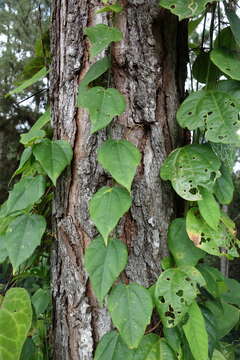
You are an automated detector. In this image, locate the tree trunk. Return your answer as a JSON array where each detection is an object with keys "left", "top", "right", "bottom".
[{"left": 51, "top": 1, "right": 188, "bottom": 359}]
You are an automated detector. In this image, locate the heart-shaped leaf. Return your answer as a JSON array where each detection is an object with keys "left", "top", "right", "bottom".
[
  {"left": 160, "top": 144, "right": 221, "bottom": 201},
  {"left": 159, "top": 0, "right": 216, "bottom": 20},
  {"left": 33, "top": 139, "right": 73, "bottom": 185},
  {"left": 6, "top": 214, "right": 46, "bottom": 271},
  {"left": 89, "top": 186, "right": 131, "bottom": 244},
  {"left": 183, "top": 302, "right": 208, "bottom": 360},
  {"left": 6, "top": 175, "right": 46, "bottom": 216},
  {"left": 167, "top": 218, "right": 205, "bottom": 267},
  {"left": 94, "top": 331, "right": 134, "bottom": 360},
  {"left": 98, "top": 140, "right": 141, "bottom": 191},
  {"left": 211, "top": 48, "right": 240, "bottom": 81},
  {"left": 154, "top": 266, "right": 205, "bottom": 327},
  {"left": 78, "top": 57, "right": 110, "bottom": 93},
  {"left": 186, "top": 208, "right": 240, "bottom": 258},
  {"left": 197, "top": 188, "right": 220, "bottom": 230},
  {"left": 79, "top": 87, "right": 126, "bottom": 133},
  {"left": 85, "top": 237, "right": 128, "bottom": 303},
  {"left": 84, "top": 24, "right": 123, "bottom": 57},
  {"left": 108, "top": 283, "right": 153, "bottom": 349},
  {"left": 0, "top": 288, "right": 32, "bottom": 360}
]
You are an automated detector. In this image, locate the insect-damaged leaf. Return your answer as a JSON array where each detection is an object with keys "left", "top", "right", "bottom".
[
  {"left": 98, "top": 140, "right": 141, "bottom": 191},
  {"left": 134, "top": 334, "right": 177, "bottom": 360},
  {"left": 94, "top": 331, "right": 135, "bottom": 360},
  {"left": 183, "top": 302, "right": 208, "bottom": 360},
  {"left": 160, "top": 144, "right": 221, "bottom": 201},
  {"left": 84, "top": 24, "right": 123, "bottom": 58},
  {"left": 85, "top": 237, "right": 128, "bottom": 303},
  {"left": 186, "top": 208, "right": 240, "bottom": 258},
  {"left": 78, "top": 86, "right": 126, "bottom": 133},
  {"left": 89, "top": 186, "right": 131, "bottom": 244},
  {"left": 154, "top": 266, "right": 205, "bottom": 328},
  {"left": 177, "top": 90, "right": 240, "bottom": 145},
  {"left": 108, "top": 283, "right": 153, "bottom": 349},
  {"left": 197, "top": 188, "right": 220, "bottom": 230}
]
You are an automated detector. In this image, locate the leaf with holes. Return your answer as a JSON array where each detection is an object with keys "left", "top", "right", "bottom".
[
  {"left": 186, "top": 208, "right": 240, "bottom": 258},
  {"left": 94, "top": 331, "right": 135, "bottom": 360},
  {"left": 197, "top": 188, "right": 220, "bottom": 230},
  {"left": 177, "top": 90, "right": 240, "bottom": 145},
  {"left": 98, "top": 140, "right": 141, "bottom": 191},
  {"left": 154, "top": 266, "right": 205, "bottom": 328},
  {"left": 33, "top": 139, "right": 73, "bottom": 185},
  {"left": 89, "top": 186, "right": 131, "bottom": 244},
  {"left": 211, "top": 48, "right": 240, "bottom": 81},
  {"left": 108, "top": 283, "right": 153, "bottom": 349},
  {"left": 85, "top": 237, "right": 128, "bottom": 304},
  {"left": 84, "top": 25, "right": 123, "bottom": 58},
  {"left": 134, "top": 334, "right": 177, "bottom": 360},
  {"left": 159, "top": 0, "right": 218, "bottom": 20},
  {"left": 78, "top": 87, "right": 126, "bottom": 133},
  {"left": 5, "top": 214, "right": 46, "bottom": 271},
  {"left": 183, "top": 302, "right": 208, "bottom": 360},
  {"left": 168, "top": 218, "right": 205, "bottom": 267},
  {"left": 6, "top": 176, "right": 46, "bottom": 216},
  {"left": 160, "top": 144, "right": 221, "bottom": 201},
  {"left": 0, "top": 288, "right": 32, "bottom": 360},
  {"left": 213, "top": 165, "right": 234, "bottom": 205}
]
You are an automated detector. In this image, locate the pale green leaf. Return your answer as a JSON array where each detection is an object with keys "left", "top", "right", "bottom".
[
  {"left": 214, "top": 165, "right": 234, "bottom": 205},
  {"left": 85, "top": 237, "right": 128, "bottom": 303},
  {"left": 78, "top": 86, "right": 126, "bottom": 133},
  {"left": 212, "top": 350, "right": 227, "bottom": 360},
  {"left": 177, "top": 90, "right": 206, "bottom": 130},
  {"left": 33, "top": 139, "right": 73, "bottom": 185},
  {"left": 79, "top": 57, "right": 110, "bottom": 93},
  {"left": 12, "top": 148, "right": 33, "bottom": 178},
  {"left": 97, "top": 4, "right": 123, "bottom": 13},
  {"left": 108, "top": 283, "right": 153, "bottom": 349},
  {"left": 20, "top": 110, "right": 50, "bottom": 146},
  {"left": 6, "top": 176, "right": 46, "bottom": 216},
  {"left": 5, "top": 214, "right": 46, "bottom": 271},
  {"left": 7, "top": 67, "right": 48, "bottom": 96},
  {"left": 98, "top": 140, "right": 141, "bottom": 191},
  {"left": 134, "top": 334, "right": 177, "bottom": 360},
  {"left": 154, "top": 266, "right": 205, "bottom": 327},
  {"left": 159, "top": 0, "right": 218, "bottom": 20},
  {"left": 186, "top": 208, "right": 240, "bottom": 257},
  {"left": 160, "top": 144, "right": 221, "bottom": 201},
  {"left": 94, "top": 331, "right": 134, "bottom": 360},
  {"left": 0, "top": 235, "right": 8, "bottom": 263},
  {"left": 84, "top": 25, "right": 123, "bottom": 57},
  {"left": 31, "top": 289, "right": 50, "bottom": 317},
  {"left": 197, "top": 188, "right": 220, "bottom": 230},
  {"left": 183, "top": 302, "right": 208, "bottom": 360},
  {"left": 89, "top": 186, "right": 131, "bottom": 244},
  {"left": 211, "top": 142, "right": 236, "bottom": 171},
  {"left": 0, "top": 288, "right": 32, "bottom": 360},
  {"left": 211, "top": 48, "right": 240, "bottom": 80},
  {"left": 30, "top": 109, "right": 51, "bottom": 132},
  {"left": 167, "top": 218, "right": 205, "bottom": 267}
]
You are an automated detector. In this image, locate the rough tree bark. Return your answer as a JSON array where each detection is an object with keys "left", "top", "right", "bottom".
[{"left": 51, "top": 1, "right": 187, "bottom": 359}]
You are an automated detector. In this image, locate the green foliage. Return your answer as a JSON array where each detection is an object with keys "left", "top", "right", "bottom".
[
  {"left": 108, "top": 283, "right": 153, "bottom": 348},
  {"left": 213, "top": 165, "right": 234, "bottom": 205},
  {"left": 96, "top": 4, "right": 123, "bottom": 14},
  {"left": 0, "top": 288, "right": 32, "bottom": 360},
  {"left": 159, "top": 0, "right": 218, "bottom": 20},
  {"left": 134, "top": 334, "right": 177, "bottom": 360},
  {"left": 94, "top": 331, "right": 134, "bottom": 360},
  {"left": 31, "top": 288, "right": 51, "bottom": 317},
  {"left": 197, "top": 188, "right": 220, "bottom": 230}
]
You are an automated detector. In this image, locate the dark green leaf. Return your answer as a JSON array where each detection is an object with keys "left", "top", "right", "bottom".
[
  {"left": 0, "top": 235, "right": 8, "bottom": 263},
  {"left": 108, "top": 283, "right": 153, "bottom": 349},
  {"left": 31, "top": 289, "right": 50, "bottom": 317},
  {"left": 85, "top": 237, "right": 128, "bottom": 303},
  {"left": 89, "top": 186, "right": 131, "bottom": 244},
  {"left": 211, "top": 48, "right": 240, "bottom": 81},
  {"left": 98, "top": 140, "right": 141, "bottom": 191},
  {"left": 214, "top": 165, "right": 234, "bottom": 205},
  {"left": 79, "top": 57, "right": 110, "bottom": 92},
  {"left": 188, "top": 15, "right": 205, "bottom": 35},
  {"left": 192, "top": 52, "right": 221, "bottom": 84},
  {"left": 94, "top": 331, "right": 134, "bottom": 360},
  {"left": 197, "top": 188, "right": 220, "bottom": 230},
  {"left": 200, "top": 307, "right": 218, "bottom": 359},
  {"left": 163, "top": 327, "right": 182, "bottom": 357},
  {"left": 221, "top": 277, "right": 240, "bottom": 306},
  {"left": 197, "top": 264, "right": 227, "bottom": 298},
  {"left": 134, "top": 334, "right": 177, "bottom": 360}
]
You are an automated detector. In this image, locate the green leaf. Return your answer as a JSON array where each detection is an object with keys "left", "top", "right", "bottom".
[
  {"left": 159, "top": 0, "right": 217, "bottom": 20},
  {"left": 0, "top": 288, "right": 32, "bottom": 360},
  {"left": 0, "top": 235, "right": 8, "bottom": 263},
  {"left": 197, "top": 264, "right": 227, "bottom": 298},
  {"left": 79, "top": 57, "right": 110, "bottom": 92},
  {"left": 84, "top": 25, "right": 123, "bottom": 58},
  {"left": 89, "top": 186, "right": 131, "bottom": 244},
  {"left": 20, "top": 110, "right": 51, "bottom": 146},
  {"left": 213, "top": 165, "right": 234, "bottom": 205},
  {"left": 5, "top": 214, "right": 46, "bottom": 271},
  {"left": 134, "top": 334, "right": 177, "bottom": 360},
  {"left": 225, "top": 5, "right": 240, "bottom": 47},
  {"left": 186, "top": 208, "right": 240, "bottom": 257},
  {"left": 212, "top": 350, "right": 227, "bottom": 360},
  {"left": 33, "top": 139, "right": 73, "bottom": 185},
  {"left": 200, "top": 307, "right": 218, "bottom": 359},
  {"left": 211, "top": 142, "right": 236, "bottom": 171},
  {"left": 163, "top": 326, "right": 182, "bottom": 357},
  {"left": 85, "top": 237, "right": 128, "bottom": 303},
  {"left": 78, "top": 86, "right": 126, "bottom": 133},
  {"left": 6, "top": 67, "right": 48, "bottom": 96},
  {"left": 96, "top": 4, "right": 123, "bottom": 13},
  {"left": 183, "top": 302, "right": 208, "bottom": 360},
  {"left": 20, "top": 338, "right": 37, "bottom": 360},
  {"left": 97, "top": 140, "right": 141, "bottom": 191},
  {"left": 154, "top": 266, "right": 205, "bottom": 327},
  {"left": 31, "top": 289, "right": 50, "bottom": 317},
  {"left": 197, "top": 188, "right": 220, "bottom": 230},
  {"left": 206, "top": 300, "right": 240, "bottom": 339},
  {"left": 211, "top": 48, "right": 240, "bottom": 81},
  {"left": 192, "top": 52, "right": 221, "bottom": 84},
  {"left": 108, "top": 283, "right": 153, "bottom": 349},
  {"left": 188, "top": 15, "right": 205, "bottom": 35},
  {"left": 6, "top": 176, "right": 46, "bottom": 216},
  {"left": 160, "top": 144, "right": 221, "bottom": 201},
  {"left": 177, "top": 90, "right": 240, "bottom": 145},
  {"left": 12, "top": 148, "right": 33, "bottom": 178},
  {"left": 221, "top": 277, "right": 240, "bottom": 306},
  {"left": 94, "top": 331, "right": 134, "bottom": 360},
  {"left": 167, "top": 218, "right": 205, "bottom": 267}
]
